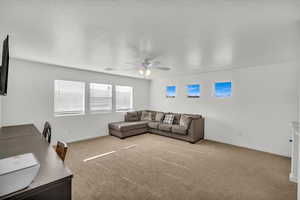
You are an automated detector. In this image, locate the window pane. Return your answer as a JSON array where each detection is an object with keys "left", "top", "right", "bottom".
[
  {"left": 166, "top": 86, "right": 176, "bottom": 98},
  {"left": 215, "top": 82, "right": 232, "bottom": 98},
  {"left": 54, "top": 80, "right": 85, "bottom": 116},
  {"left": 187, "top": 84, "right": 200, "bottom": 98},
  {"left": 90, "top": 83, "right": 112, "bottom": 111},
  {"left": 116, "top": 85, "right": 133, "bottom": 111}
]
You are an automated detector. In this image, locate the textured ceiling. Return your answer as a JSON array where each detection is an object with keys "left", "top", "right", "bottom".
[{"left": 0, "top": 0, "right": 299, "bottom": 78}]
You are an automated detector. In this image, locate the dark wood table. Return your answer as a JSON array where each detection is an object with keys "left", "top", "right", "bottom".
[{"left": 0, "top": 124, "right": 73, "bottom": 200}]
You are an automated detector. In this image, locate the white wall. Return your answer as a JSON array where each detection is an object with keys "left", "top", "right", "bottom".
[
  {"left": 150, "top": 62, "right": 299, "bottom": 157},
  {"left": 2, "top": 58, "right": 150, "bottom": 143}
]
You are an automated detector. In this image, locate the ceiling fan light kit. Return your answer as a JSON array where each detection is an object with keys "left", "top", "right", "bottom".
[
  {"left": 124, "top": 57, "right": 170, "bottom": 78},
  {"left": 145, "top": 68, "right": 151, "bottom": 76},
  {"left": 139, "top": 68, "right": 151, "bottom": 77},
  {"left": 139, "top": 69, "right": 144, "bottom": 75}
]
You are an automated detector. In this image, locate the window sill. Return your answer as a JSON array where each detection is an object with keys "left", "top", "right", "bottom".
[
  {"left": 215, "top": 95, "right": 232, "bottom": 98},
  {"left": 90, "top": 110, "right": 112, "bottom": 115},
  {"left": 116, "top": 110, "right": 133, "bottom": 113},
  {"left": 54, "top": 113, "right": 85, "bottom": 117}
]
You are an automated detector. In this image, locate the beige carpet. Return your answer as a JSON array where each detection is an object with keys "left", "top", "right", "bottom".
[{"left": 65, "top": 133, "right": 296, "bottom": 200}]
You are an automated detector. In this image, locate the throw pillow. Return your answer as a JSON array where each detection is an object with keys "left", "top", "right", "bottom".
[
  {"left": 179, "top": 115, "right": 192, "bottom": 128},
  {"left": 141, "top": 111, "right": 152, "bottom": 121},
  {"left": 126, "top": 111, "right": 138, "bottom": 122},
  {"left": 155, "top": 112, "right": 164, "bottom": 122},
  {"left": 163, "top": 114, "right": 175, "bottom": 124}
]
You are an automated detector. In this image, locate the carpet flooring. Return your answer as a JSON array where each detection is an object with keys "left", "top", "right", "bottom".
[{"left": 65, "top": 133, "right": 296, "bottom": 200}]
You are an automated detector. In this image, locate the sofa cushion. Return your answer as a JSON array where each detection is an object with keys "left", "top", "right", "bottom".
[
  {"left": 173, "top": 113, "right": 181, "bottom": 124},
  {"left": 148, "top": 121, "right": 159, "bottom": 129},
  {"left": 179, "top": 114, "right": 192, "bottom": 128},
  {"left": 163, "top": 114, "right": 175, "bottom": 124},
  {"left": 146, "top": 110, "right": 157, "bottom": 120},
  {"left": 126, "top": 111, "right": 139, "bottom": 122},
  {"left": 141, "top": 111, "right": 152, "bottom": 121},
  {"left": 109, "top": 121, "right": 149, "bottom": 132},
  {"left": 183, "top": 114, "right": 201, "bottom": 119},
  {"left": 155, "top": 112, "right": 164, "bottom": 122},
  {"left": 137, "top": 111, "right": 143, "bottom": 120},
  {"left": 172, "top": 125, "right": 188, "bottom": 135},
  {"left": 158, "top": 123, "right": 172, "bottom": 131}
]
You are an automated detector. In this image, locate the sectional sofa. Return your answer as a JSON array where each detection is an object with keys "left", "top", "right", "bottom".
[{"left": 108, "top": 110, "right": 205, "bottom": 143}]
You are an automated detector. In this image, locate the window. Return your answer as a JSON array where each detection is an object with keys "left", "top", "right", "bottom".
[
  {"left": 54, "top": 80, "right": 85, "bottom": 116},
  {"left": 116, "top": 85, "right": 133, "bottom": 111},
  {"left": 214, "top": 81, "right": 232, "bottom": 98},
  {"left": 187, "top": 84, "right": 200, "bottom": 98},
  {"left": 89, "top": 83, "right": 112, "bottom": 112},
  {"left": 166, "top": 86, "right": 176, "bottom": 98}
]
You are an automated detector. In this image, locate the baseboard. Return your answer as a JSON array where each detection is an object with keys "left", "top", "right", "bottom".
[
  {"left": 289, "top": 173, "right": 297, "bottom": 183},
  {"left": 204, "top": 137, "right": 290, "bottom": 157},
  {"left": 67, "top": 132, "right": 109, "bottom": 144}
]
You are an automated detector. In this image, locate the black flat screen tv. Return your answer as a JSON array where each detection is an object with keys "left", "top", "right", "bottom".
[{"left": 1, "top": 35, "right": 9, "bottom": 96}]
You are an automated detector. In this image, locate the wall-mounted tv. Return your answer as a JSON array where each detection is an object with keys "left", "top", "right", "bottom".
[{"left": 0, "top": 35, "right": 9, "bottom": 96}]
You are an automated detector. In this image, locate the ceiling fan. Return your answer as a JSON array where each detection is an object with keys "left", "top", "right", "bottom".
[{"left": 125, "top": 57, "right": 171, "bottom": 77}]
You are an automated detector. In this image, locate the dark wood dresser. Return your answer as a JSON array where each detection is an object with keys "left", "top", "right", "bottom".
[{"left": 0, "top": 124, "right": 73, "bottom": 200}]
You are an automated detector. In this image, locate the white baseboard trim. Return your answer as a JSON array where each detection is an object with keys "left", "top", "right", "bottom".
[{"left": 289, "top": 173, "right": 297, "bottom": 183}]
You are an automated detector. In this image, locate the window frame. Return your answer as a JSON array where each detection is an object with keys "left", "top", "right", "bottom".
[
  {"left": 54, "top": 80, "right": 86, "bottom": 117},
  {"left": 89, "top": 83, "right": 113, "bottom": 113},
  {"left": 166, "top": 85, "right": 176, "bottom": 98},
  {"left": 214, "top": 81, "right": 233, "bottom": 98},
  {"left": 186, "top": 84, "right": 201, "bottom": 98},
  {"left": 115, "top": 85, "right": 133, "bottom": 112}
]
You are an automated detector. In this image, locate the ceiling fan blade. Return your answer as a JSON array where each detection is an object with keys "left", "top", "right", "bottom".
[
  {"left": 155, "top": 66, "right": 171, "bottom": 71},
  {"left": 152, "top": 60, "right": 161, "bottom": 65}
]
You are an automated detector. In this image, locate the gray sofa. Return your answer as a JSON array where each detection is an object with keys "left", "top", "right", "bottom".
[{"left": 108, "top": 110, "right": 205, "bottom": 143}]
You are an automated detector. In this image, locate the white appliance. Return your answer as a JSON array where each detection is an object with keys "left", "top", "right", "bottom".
[{"left": 0, "top": 153, "right": 40, "bottom": 196}]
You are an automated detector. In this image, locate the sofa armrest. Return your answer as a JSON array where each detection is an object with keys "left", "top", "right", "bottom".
[{"left": 188, "top": 118, "right": 205, "bottom": 143}]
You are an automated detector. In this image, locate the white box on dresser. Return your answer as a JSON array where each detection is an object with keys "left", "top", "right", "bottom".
[{"left": 0, "top": 153, "right": 40, "bottom": 196}]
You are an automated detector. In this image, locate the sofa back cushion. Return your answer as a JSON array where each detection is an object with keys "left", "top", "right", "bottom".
[
  {"left": 163, "top": 114, "right": 175, "bottom": 124},
  {"left": 179, "top": 114, "right": 192, "bottom": 128},
  {"left": 155, "top": 112, "right": 165, "bottom": 122},
  {"left": 136, "top": 111, "right": 143, "bottom": 120},
  {"left": 173, "top": 113, "right": 181, "bottom": 124},
  {"left": 126, "top": 111, "right": 139, "bottom": 122},
  {"left": 183, "top": 114, "right": 201, "bottom": 119},
  {"left": 141, "top": 111, "right": 152, "bottom": 121},
  {"left": 148, "top": 110, "right": 157, "bottom": 120}
]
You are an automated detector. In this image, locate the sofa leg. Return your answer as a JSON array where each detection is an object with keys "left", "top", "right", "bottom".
[{"left": 189, "top": 141, "right": 195, "bottom": 144}]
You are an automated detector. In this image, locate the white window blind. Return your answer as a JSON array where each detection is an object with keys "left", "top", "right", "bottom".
[
  {"left": 54, "top": 80, "right": 85, "bottom": 116},
  {"left": 89, "top": 83, "right": 112, "bottom": 112},
  {"left": 116, "top": 85, "right": 133, "bottom": 111}
]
